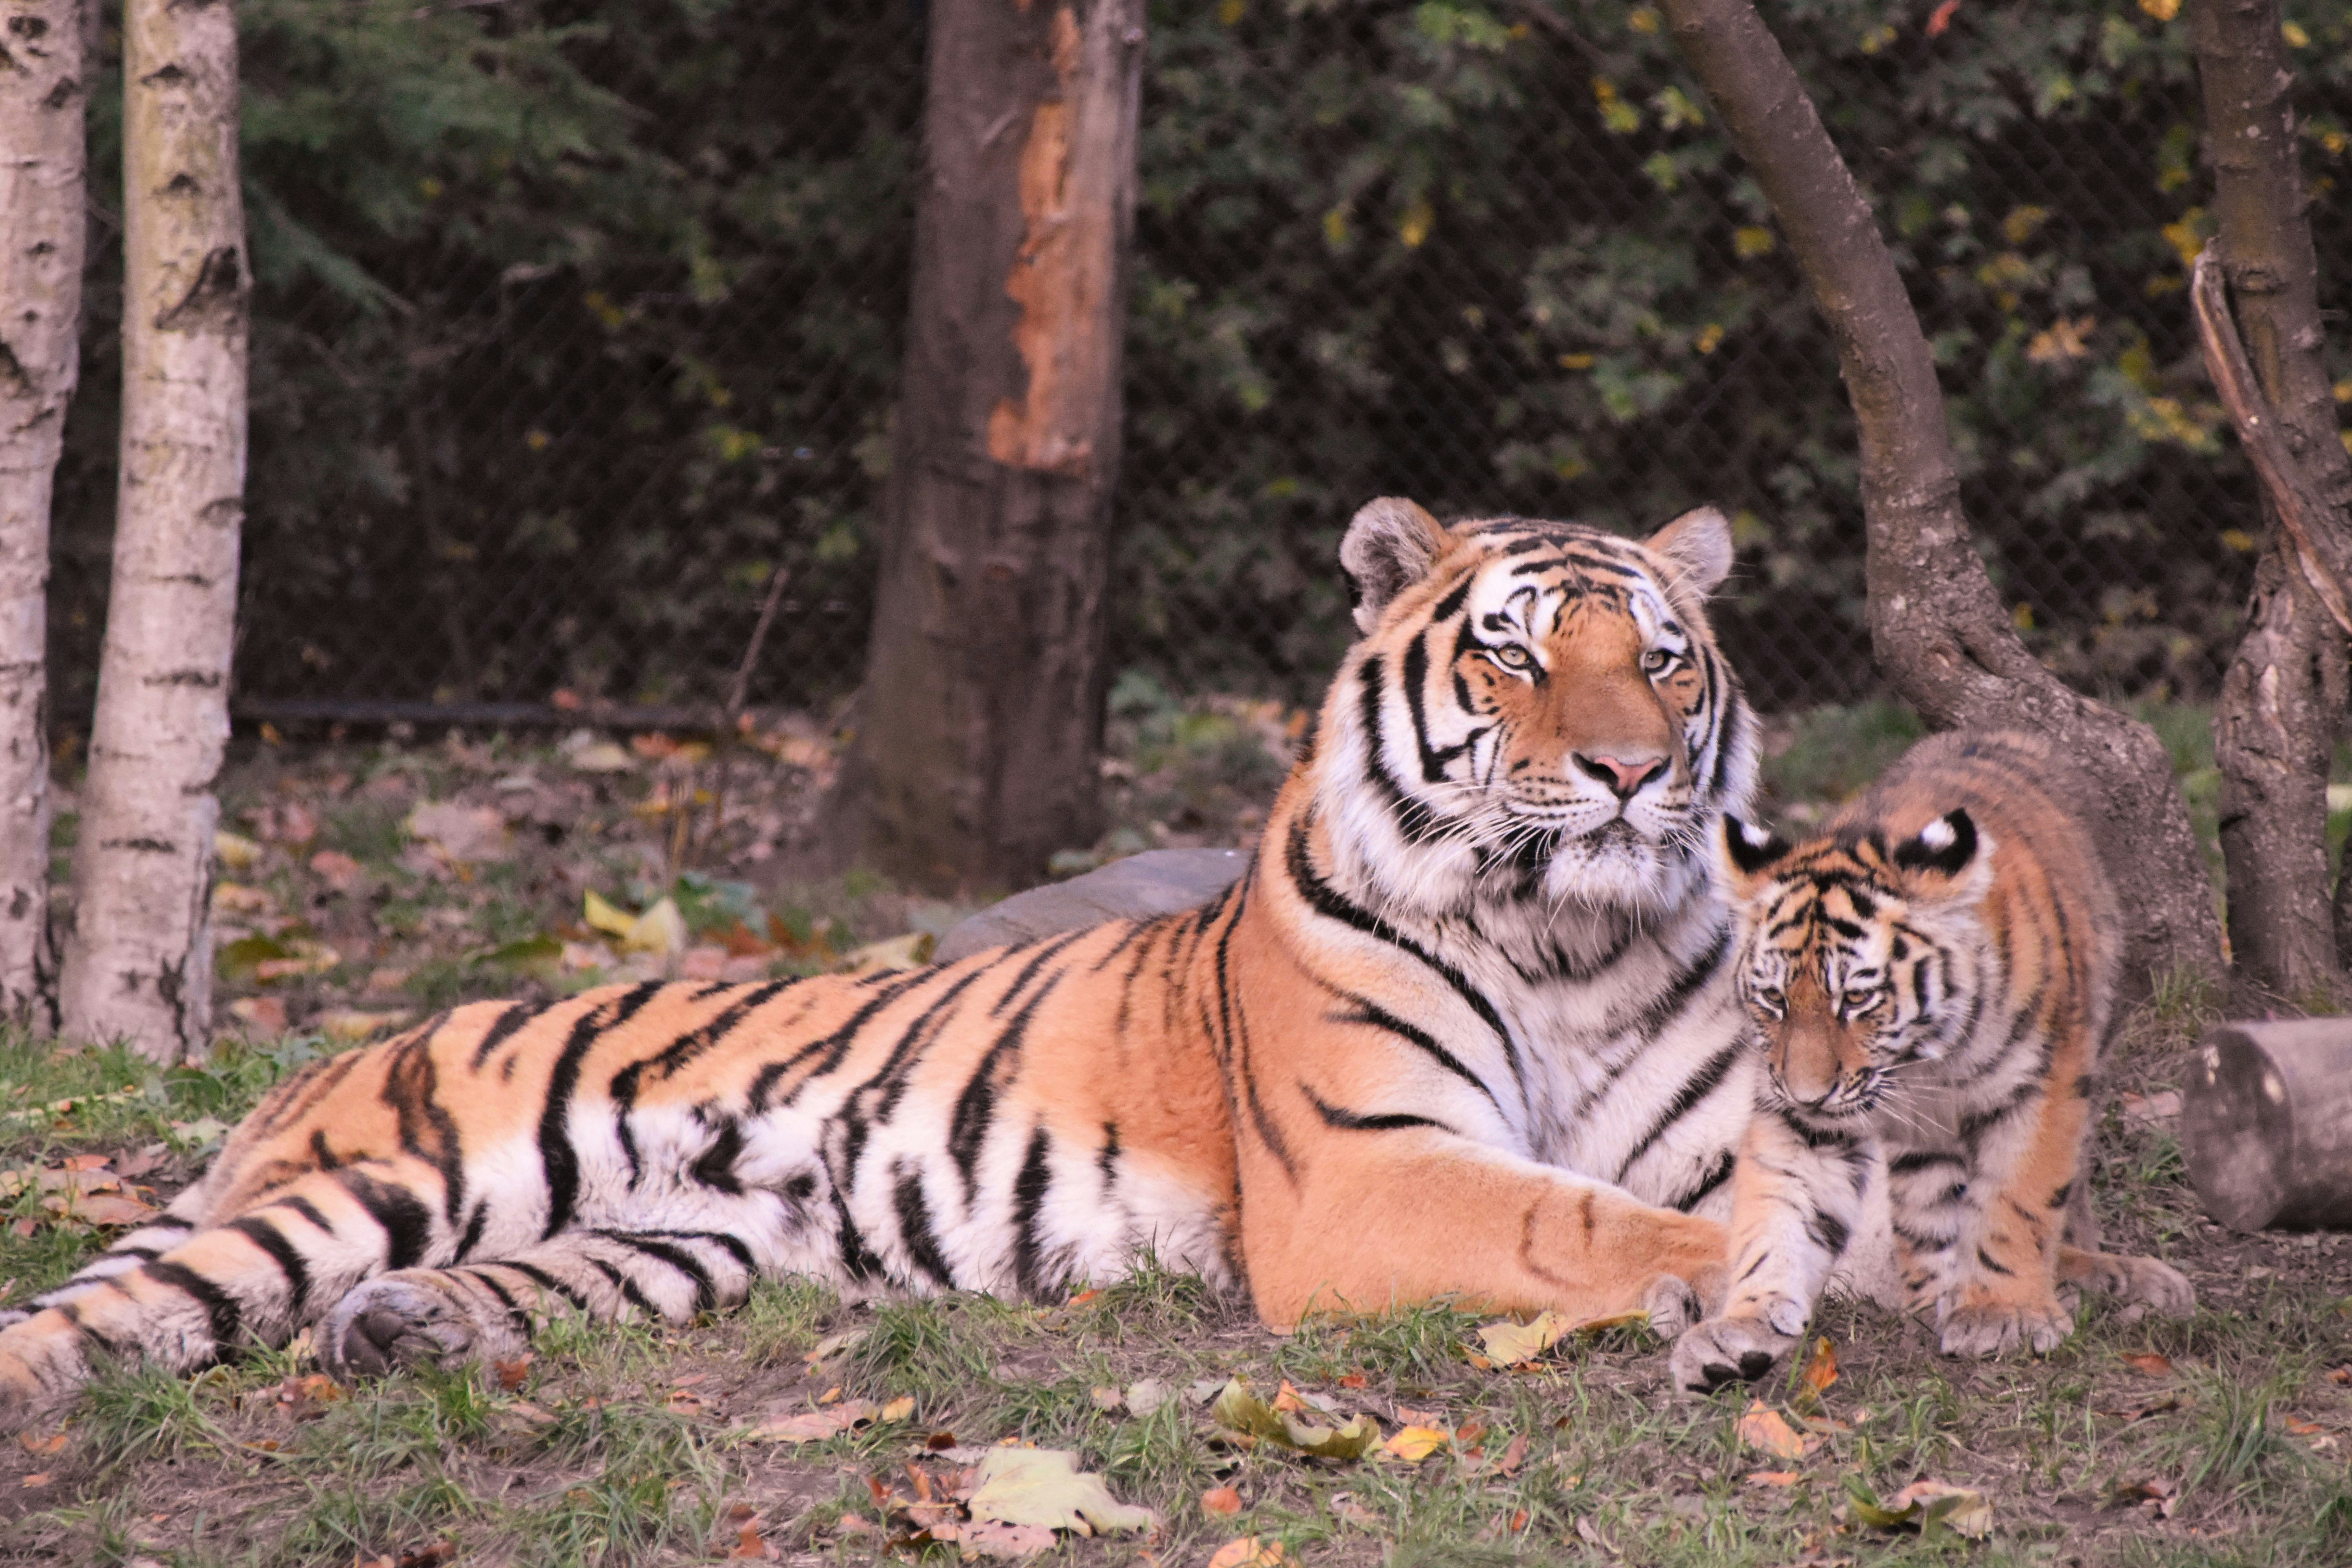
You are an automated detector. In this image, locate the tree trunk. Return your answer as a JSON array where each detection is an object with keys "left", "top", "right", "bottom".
[
  {"left": 2188, "top": 0, "right": 2352, "bottom": 1005},
  {"left": 1656, "top": 0, "right": 2226, "bottom": 995},
  {"left": 842, "top": 0, "right": 1144, "bottom": 892},
  {"left": 59, "top": 0, "right": 247, "bottom": 1060},
  {"left": 0, "top": 0, "right": 89, "bottom": 1026}
]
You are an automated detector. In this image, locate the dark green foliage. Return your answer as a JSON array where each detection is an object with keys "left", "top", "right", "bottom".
[{"left": 45, "top": 1, "right": 2352, "bottom": 720}]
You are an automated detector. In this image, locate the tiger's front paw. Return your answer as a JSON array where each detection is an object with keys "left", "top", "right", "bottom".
[
  {"left": 1936, "top": 1296, "right": 2072, "bottom": 1358},
  {"left": 321, "top": 1273, "right": 526, "bottom": 1382},
  {"left": 2059, "top": 1248, "right": 2195, "bottom": 1320},
  {"left": 1669, "top": 1313, "right": 1799, "bottom": 1397}
]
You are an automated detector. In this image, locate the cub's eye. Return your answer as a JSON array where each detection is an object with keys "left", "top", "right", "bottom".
[
  {"left": 1843, "top": 987, "right": 1881, "bottom": 1011},
  {"left": 1641, "top": 647, "right": 1677, "bottom": 675},
  {"left": 1489, "top": 645, "right": 1534, "bottom": 671},
  {"left": 1754, "top": 986, "right": 1785, "bottom": 1010}
]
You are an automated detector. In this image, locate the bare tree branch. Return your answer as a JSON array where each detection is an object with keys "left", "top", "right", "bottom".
[{"left": 1655, "top": 0, "right": 2224, "bottom": 992}]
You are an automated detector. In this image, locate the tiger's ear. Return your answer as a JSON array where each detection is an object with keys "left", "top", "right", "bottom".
[
  {"left": 1643, "top": 505, "right": 1735, "bottom": 597},
  {"left": 1717, "top": 813, "right": 1792, "bottom": 898},
  {"left": 1341, "top": 497, "right": 1449, "bottom": 633},
  {"left": 1889, "top": 809, "right": 1991, "bottom": 899}
]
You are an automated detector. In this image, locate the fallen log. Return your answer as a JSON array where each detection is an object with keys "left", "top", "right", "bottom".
[{"left": 2180, "top": 1018, "right": 2352, "bottom": 1231}]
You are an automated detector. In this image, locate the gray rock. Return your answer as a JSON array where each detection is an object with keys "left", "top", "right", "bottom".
[{"left": 934, "top": 848, "right": 1251, "bottom": 962}]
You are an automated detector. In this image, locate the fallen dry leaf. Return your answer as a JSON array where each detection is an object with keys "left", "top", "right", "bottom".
[
  {"left": 317, "top": 1009, "right": 412, "bottom": 1045},
  {"left": 965, "top": 1446, "right": 1157, "bottom": 1535},
  {"left": 1801, "top": 1337, "right": 1839, "bottom": 1395},
  {"left": 309, "top": 849, "right": 365, "bottom": 894},
  {"left": 1736, "top": 1400, "right": 1821, "bottom": 1461},
  {"left": 226, "top": 996, "right": 290, "bottom": 1036},
  {"left": 1495, "top": 1432, "right": 1528, "bottom": 1476},
  {"left": 1745, "top": 1470, "right": 1803, "bottom": 1487},
  {"left": 213, "top": 831, "right": 263, "bottom": 871},
  {"left": 744, "top": 1398, "right": 880, "bottom": 1442},
  {"left": 2122, "top": 1352, "right": 2176, "bottom": 1377},
  {"left": 880, "top": 1395, "right": 917, "bottom": 1423},
  {"left": 18, "top": 1431, "right": 66, "bottom": 1456},
  {"left": 1202, "top": 1485, "right": 1244, "bottom": 1516},
  {"left": 955, "top": 1519, "right": 1059, "bottom": 1557},
  {"left": 494, "top": 1355, "right": 532, "bottom": 1392},
  {"left": 407, "top": 801, "right": 515, "bottom": 864},
  {"left": 1382, "top": 1425, "right": 1451, "bottom": 1463},
  {"left": 1847, "top": 1477, "right": 1991, "bottom": 1539},
  {"left": 1125, "top": 1377, "right": 1173, "bottom": 1417},
  {"left": 1206, "top": 1537, "right": 1288, "bottom": 1568},
  {"left": 1212, "top": 1377, "right": 1379, "bottom": 1460},
  {"left": 1089, "top": 1385, "right": 1124, "bottom": 1413},
  {"left": 838, "top": 931, "right": 936, "bottom": 976}
]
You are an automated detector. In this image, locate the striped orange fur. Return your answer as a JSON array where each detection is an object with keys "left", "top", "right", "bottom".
[
  {"left": 1671, "top": 730, "right": 2193, "bottom": 1394},
  {"left": 0, "top": 497, "right": 1790, "bottom": 1428}
]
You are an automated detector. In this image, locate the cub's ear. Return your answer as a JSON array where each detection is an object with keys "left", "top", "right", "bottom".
[
  {"left": 1718, "top": 813, "right": 1791, "bottom": 896},
  {"left": 1890, "top": 809, "right": 1987, "bottom": 891},
  {"left": 1341, "top": 497, "right": 1449, "bottom": 633},
  {"left": 1643, "top": 505, "right": 1735, "bottom": 597}
]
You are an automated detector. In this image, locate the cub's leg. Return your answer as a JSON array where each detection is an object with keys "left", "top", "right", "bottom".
[
  {"left": 1671, "top": 1108, "right": 1871, "bottom": 1395},
  {"left": 320, "top": 1226, "right": 763, "bottom": 1379},
  {"left": 2054, "top": 1244, "right": 2195, "bottom": 1318},
  {"left": 1933, "top": 1075, "right": 2080, "bottom": 1357},
  {"left": 0, "top": 1162, "right": 458, "bottom": 1432}
]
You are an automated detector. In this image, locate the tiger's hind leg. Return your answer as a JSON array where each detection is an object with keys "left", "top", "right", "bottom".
[
  {"left": 0, "top": 1163, "right": 452, "bottom": 1431},
  {"left": 319, "top": 1227, "right": 764, "bottom": 1381}
]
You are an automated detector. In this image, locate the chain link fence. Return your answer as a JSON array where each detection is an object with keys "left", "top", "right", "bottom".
[{"left": 52, "top": 1, "right": 2350, "bottom": 732}]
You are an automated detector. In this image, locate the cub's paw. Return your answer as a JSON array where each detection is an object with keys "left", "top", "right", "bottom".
[
  {"left": 1937, "top": 1297, "right": 2072, "bottom": 1358},
  {"left": 321, "top": 1273, "right": 523, "bottom": 1382},
  {"left": 1669, "top": 1314, "right": 1798, "bottom": 1397},
  {"left": 2061, "top": 1249, "right": 2195, "bottom": 1320},
  {"left": 1641, "top": 1273, "right": 1705, "bottom": 1339}
]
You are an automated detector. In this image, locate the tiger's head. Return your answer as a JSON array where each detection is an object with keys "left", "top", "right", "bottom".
[
  {"left": 1716, "top": 809, "right": 1995, "bottom": 1117},
  {"left": 1319, "top": 497, "right": 1756, "bottom": 921}
]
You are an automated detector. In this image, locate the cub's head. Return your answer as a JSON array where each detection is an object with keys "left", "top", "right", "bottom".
[
  {"left": 1324, "top": 497, "right": 1756, "bottom": 915},
  {"left": 1717, "top": 809, "right": 1994, "bottom": 1116}
]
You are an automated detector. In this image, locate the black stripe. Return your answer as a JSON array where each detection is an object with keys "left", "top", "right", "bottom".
[
  {"left": 540, "top": 983, "right": 663, "bottom": 1239},
  {"left": 468, "top": 1269, "right": 532, "bottom": 1334},
  {"left": 1975, "top": 1245, "right": 2015, "bottom": 1277},
  {"left": 596, "top": 1231, "right": 717, "bottom": 1312},
  {"left": 469, "top": 1001, "right": 538, "bottom": 1070},
  {"left": 657, "top": 1228, "right": 756, "bottom": 1272},
  {"left": 691, "top": 1120, "right": 746, "bottom": 1194},
  {"left": 226, "top": 1216, "right": 312, "bottom": 1316},
  {"left": 893, "top": 1171, "right": 957, "bottom": 1287},
  {"left": 831, "top": 1184, "right": 882, "bottom": 1281},
  {"left": 589, "top": 1256, "right": 658, "bottom": 1316},
  {"left": 1888, "top": 1149, "right": 1964, "bottom": 1174},
  {"left": 1284, "top": 814, "right": 1519, "bottom": 1085},
  {"left": 1357, "top": 656, "right": 1442, "bottom": 844},
  {"left": 279, "top": 1195, "right": 334, "bottom": 1234},
  {"left": 1673, "top": 1150, "right": 1736, "bottom": 1213},
  {"left": 1615, "top": 1041, "right": 1746, "bottom": 1181},
  {"left": 454, "top": 1200, "right": 489, "bottom": 1263},
  {"left": 505, "top": 1260, "right": 589, "bottom": 1311},
  {"left": 747, "top": 972, "right": 930, "bottom": 1111},
  {"left": 1804, "top": 1209, "right": 1852, "bottom": 1257},
  {"left": 147, "top": 1261, "right": 243, "bottom": 1351},
  {"left": 949, "top": 978, "right": 1063, "bottom": 1199},
  {"left": 1303, "top": 1085, "right": 1448, "bottom": 1134},
  {"left": 336, "top": 1168, "right": 435, "bottom": 1270},
  {"left": 1010, "top": 1127, "right": 1055, "bottom": 1297}
]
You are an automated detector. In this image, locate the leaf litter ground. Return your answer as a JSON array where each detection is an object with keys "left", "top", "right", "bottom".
[{"left": 0, "top": 702, "right": 2348, "bottom": 1565}]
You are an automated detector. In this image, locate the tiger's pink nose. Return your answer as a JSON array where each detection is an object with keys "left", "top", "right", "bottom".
[{"left": 1574, "top": 751, "right": 1668, "bottom": 800}]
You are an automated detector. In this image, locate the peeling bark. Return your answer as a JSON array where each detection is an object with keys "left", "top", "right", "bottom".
[
  {"left": 2187, "top": 0, "right": 2352, "bottom": 1003},
  {"left": 59, "top": 0, "right": 247, "bottom": 1059},
  {"left": 0, "top": 0, "right": 88, "bottom": 1026},
  {"left": 842, "top": 0, "right": 1145, "bottom": 891},
  {"left": 1656, "top": 0, "right": 2226, "bottom": 995}
]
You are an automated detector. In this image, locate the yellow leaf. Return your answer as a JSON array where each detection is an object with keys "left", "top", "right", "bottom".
[
  {"left": 1736, "top": 1400, "right": 1821, "bottom": 1461},
  {"left": 1382, "top": 1425, "right": 1451, "bottom": 1462},
  {"left": 1477, "top": 1310, "right": 1569, "bottom": 1367},
  {"left": 316, "top": 1009, "right": 413, "bottom": 1045},
  {"left": 1887, "top": 1479, "right": 1994, "bottom": 1540},
  {"left": 2282, "top": 20, "right": 2308, "bottom": 47},
  {"left": 965, "top": 1446, "right": 1157, "bottom": 1535},
  {"left": 1733, "top": 226, "right": 1776, "bottom": 258},
  {"left": 583, "top": 890, "right": 636, "bottom": 937},
  {"left": 2139, "top": 0, "right": 2178, "bottom": 18},
  {"left": 214, "top": 832, "right": 264, "bottom": 871},
  {"left": 1211, "top": 1377, "right": 1379, "bottom": 1459},
  {"left": 879, "top": 1395, "right": 916, "bottom": 1423},
  {"left": 838, "top": 931, "right": 935, "bottom": 976},
  {"left": 1399, "top": 196, "right": 1433, "bottom": 249},
  {"left": 620, "top": 897, "right": 689, "bottom": 958}
]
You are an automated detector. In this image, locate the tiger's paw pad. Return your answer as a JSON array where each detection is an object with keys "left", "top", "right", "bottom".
[
  {"left": 1937, "top": 1298, "right": 2072, "bottom": 1359},
  {"left": 1669, "top": 1314, "right": 1797, "bottom": 1397},
  {"left": 321, "top": 1276, "right": 504, "bottom": 1382}
]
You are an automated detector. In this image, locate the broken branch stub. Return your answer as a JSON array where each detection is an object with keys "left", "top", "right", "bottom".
[{"left": 2181, "top": 1018, "right": 2352, "bottom": 1230}]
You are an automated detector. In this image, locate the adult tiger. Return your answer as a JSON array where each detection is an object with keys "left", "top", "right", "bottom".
[{"left": 0, "top": 498, "right": 1778, "bottom": 1428}]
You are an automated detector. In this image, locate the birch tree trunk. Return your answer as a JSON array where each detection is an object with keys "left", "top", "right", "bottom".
[
  {"left": 59, "top": 0, "right": 247, "bottom": 1060},
  {"left": 840, "top": 0, "right": 1145, "bottom": 892},
  {"left": 0, "top": 0, "right": 89, "bottom": 1026},
  {"left": 2188, "top": 0, "right": 2352, "bottom": 1005},
  {"left": 1656, "top": 0, "right": 2226, "bottom": 995}
]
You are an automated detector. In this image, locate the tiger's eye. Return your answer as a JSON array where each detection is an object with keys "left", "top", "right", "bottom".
[
  {"left": 1491, "top": 645, "right": 1532, "bottom": 670},
  {"left": 1642, "top": 648, "right": 1675, "bottom": 674}
]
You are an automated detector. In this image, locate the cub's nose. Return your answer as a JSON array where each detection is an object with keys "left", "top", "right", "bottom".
[{"left": 1573, "top": 751, "right": 1668, "bottom": 800}]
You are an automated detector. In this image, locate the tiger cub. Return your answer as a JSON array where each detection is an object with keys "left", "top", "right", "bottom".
[{"left": 1671, "top": 730, "right": 2193, "bottom": 1392}]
